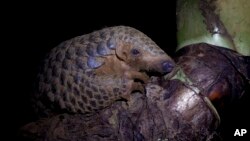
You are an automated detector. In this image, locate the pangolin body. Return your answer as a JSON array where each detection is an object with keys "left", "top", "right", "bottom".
[{"left": 34, "top": 26, "right": 174, "bottom": 116}]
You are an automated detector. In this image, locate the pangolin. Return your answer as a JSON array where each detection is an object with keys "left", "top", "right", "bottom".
[{"left": 33, "top": 26, "right": 175, "bottom": 116}]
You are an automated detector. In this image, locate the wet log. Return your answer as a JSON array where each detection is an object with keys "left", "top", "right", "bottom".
[{"left": 19, "top": 43, "right": 249, "bottom": 141}]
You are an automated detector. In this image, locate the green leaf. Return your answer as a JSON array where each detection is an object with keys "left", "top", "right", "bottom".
[{"left": 177, "top": 0, "right": 250, "bottom": 56}]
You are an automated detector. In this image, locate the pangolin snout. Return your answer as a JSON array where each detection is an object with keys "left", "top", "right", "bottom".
[{"left": 161, "top": 61, "right": 175, "bottom": 73}]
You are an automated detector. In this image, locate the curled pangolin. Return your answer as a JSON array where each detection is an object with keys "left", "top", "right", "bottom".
[{"left": 33, "top": 26, "right": 175, "bottom": 116}]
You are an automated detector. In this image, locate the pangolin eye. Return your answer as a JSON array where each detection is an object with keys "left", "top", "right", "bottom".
[{"left": 131, "top": 48, "right": 140, "bottom": 55}]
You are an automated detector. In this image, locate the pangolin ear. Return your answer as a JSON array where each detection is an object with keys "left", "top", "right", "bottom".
[{"left": 115, "top": 43, "right": 130, "bottom": 61}]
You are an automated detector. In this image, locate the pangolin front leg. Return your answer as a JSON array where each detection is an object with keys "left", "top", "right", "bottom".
[{"left": 33, "top": 26, "right": 175, "bottom": 116}]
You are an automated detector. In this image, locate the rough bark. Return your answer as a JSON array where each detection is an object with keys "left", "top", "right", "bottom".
[{"left": 19, "top": 43, "right": 249, "bottom": 141}]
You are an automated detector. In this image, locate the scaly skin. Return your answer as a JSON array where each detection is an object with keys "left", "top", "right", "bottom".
[{"left": 34, "top": 26, "right": 174, "bottom": 116}]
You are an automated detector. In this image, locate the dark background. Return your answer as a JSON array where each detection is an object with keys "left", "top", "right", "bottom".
[
  {"left": 2, "top": 1, "right": 249, "bottom": 141},
  {"left": 3, "top": 1, "right": 177, "bottom": 140}
]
